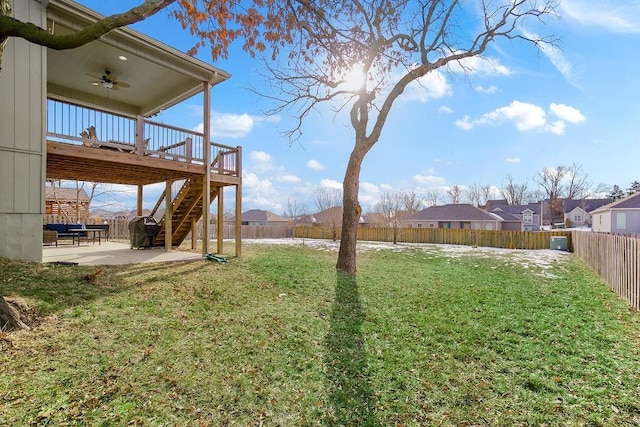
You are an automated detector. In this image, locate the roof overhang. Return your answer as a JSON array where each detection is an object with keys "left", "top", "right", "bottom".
[{"left": 46, "top": 0, "right": 231, "bottom": 117}]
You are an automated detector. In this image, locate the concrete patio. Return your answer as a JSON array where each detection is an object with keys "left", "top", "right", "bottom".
[{"left": 43, "top": 241, "right": 204, "bottom": 265}]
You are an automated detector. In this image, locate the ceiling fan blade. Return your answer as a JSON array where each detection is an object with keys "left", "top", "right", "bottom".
[
  {"left": 110, "top": 85, "right": 120, "bottom": 91},
  {"left": 86, "top": 73, "right": 102, "bottom": 80},
  {"left": 116, "top": 81, "right": 131, "bottom": 88}
]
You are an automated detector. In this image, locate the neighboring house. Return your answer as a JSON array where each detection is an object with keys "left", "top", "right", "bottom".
[
  {"left": 310, "top": 206, "right": 344, "bottom": 226},
  {"left": 403, "top": 204, "right": 511, "bottom": 230},
  {"left": 482, "top": 199, "right": 509, "bottom": 210},
  {"left": 238, "top": 209, "right": 289, "bottom": 226},
  {"left": 591, "top": 192, "right": 640, "bottom": 235},
  {"left": 45, "top": 187, "right": 90, "bottom": 221},
  {"left": 488, "top": 210, "right": 523, "bottom": 231},
  {"left": 360, "top": 212, "right": 388, "bottom": 227},
  {"left": 488, "top": 203, "right": 543, "bottom": 231},
  {"left": 562, "top": 199, "right": 611, "bottom": 227}
]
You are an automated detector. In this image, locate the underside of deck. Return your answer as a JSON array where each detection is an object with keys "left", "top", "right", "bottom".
[{"left": 46, "top": 141, "right": 241, "bottom": 186}]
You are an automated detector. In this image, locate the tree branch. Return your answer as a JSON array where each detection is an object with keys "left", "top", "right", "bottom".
[{"left": 0, "top": 0, "right": 175, "bottom": 50}]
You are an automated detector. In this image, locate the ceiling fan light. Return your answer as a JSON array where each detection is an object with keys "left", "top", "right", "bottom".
[
  {"left": 118, "top": 55, "right": 127, "bottom": 61},
  {"left": 103, "top": 81, "right": 114, "bottom": 89},
  {"left": 91, "top": 82, "right": 99, "bottom": 86}
]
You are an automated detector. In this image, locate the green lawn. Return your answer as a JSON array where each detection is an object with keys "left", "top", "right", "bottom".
[{"left": 1, "top": 241, "right": 639, "bottom": 426}]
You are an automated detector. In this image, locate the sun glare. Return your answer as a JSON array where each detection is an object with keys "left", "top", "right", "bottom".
[{"left": 340, "top": 65, "right": 366, "bottom": 92}]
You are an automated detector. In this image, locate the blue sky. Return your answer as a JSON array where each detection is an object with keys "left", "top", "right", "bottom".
[{"left": 77, "top": 1, "right": 640, "bottom": 215}]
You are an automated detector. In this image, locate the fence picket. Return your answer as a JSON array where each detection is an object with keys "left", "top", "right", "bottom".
[{"left": 572, "top": 231, "right": 639, "bottom": 311}]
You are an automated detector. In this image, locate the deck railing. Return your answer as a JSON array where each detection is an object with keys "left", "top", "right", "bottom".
[{"left": 46, "top": 97, "right": 239, "bottom": 176}]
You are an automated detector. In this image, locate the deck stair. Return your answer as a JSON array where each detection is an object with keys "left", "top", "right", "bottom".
[{"left": 152, "top": 176, "right": 219, "bottom": 247}]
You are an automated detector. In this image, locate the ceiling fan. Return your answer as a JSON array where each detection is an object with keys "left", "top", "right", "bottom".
[{"left": 88, "top": 70, "right": 130, "bottom": 90}]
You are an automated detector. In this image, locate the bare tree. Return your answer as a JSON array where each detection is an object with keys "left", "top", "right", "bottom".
[
  {"left": 375, "top": 191, "right": 403, "bottom": 244},
  {"left": 500, "top": 174, "right": 529, "bottom": 205},
  {"left": 259, "top": 0, "right": 559, "bottom": 274},
  {"left": 480, "top": 185, "right": 497, "bottom": 207},
  {"left": 581, "top": 182, "right": 610, "bottom": 199},
  {"left": 314, "top": 187, "right": 343, "bottom": 241},
  {"left": 376, "top": 189, "right": 424, "bottom": 244},
  {"left": 525, "top": 189, "right": 544, "bottom": 204},
  {"left": 446, "top": 185, "right": 464, "bottom": 205},
  {"left": 534, "top": 166, "right": 568, "bottom": 225},
  {"left": 565, "top": 163, "right": 590, "bottom": 199},
  {"left": 424, "top": 188, "right": 441, "bottom": 207},
  {"left": 466, "top": 184, "right": 482, "bottom": 207},
  {"left": 399, "top": 188, "right": 425, "bottom": 213},
  {"left": 285, "top": 198, "right": 308, "bottom": 221}
]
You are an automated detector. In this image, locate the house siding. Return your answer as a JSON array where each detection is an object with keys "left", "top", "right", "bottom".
[
  {"left": 0, "top": 0, "right": 47, "bottom": 262},
  {"left": 566, "top": 207, "right": 588, "bottom": 225},
  {"left": 591, "top": 211, "right": 611, "bottom": 233},
  {"left": 612, "top": 210, "right": 640, "bottom": 234}
]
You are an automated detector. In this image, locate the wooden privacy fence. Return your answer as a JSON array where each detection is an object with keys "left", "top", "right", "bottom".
[
  {"left": 572, "top": 232, "right": 640, "bottom": 311},
  {"left": 294, "top": 226, "right": 573, "bottom": 250}
]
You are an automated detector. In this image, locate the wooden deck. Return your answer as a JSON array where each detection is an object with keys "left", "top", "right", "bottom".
[{"left": 46, "top": 141, "right": 241, "bottom": 186}]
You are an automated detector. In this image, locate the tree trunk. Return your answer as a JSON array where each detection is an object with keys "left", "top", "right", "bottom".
[
  {"left": 0, "top": 295, "right": 30, "bottom": 332},
  {"left": 336, "top": 147, "right": 366, "bottom": 274}
]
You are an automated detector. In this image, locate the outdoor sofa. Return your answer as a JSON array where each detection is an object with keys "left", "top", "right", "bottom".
[{"left": 43, "top": 223, "right": 89, "bottom": 246}]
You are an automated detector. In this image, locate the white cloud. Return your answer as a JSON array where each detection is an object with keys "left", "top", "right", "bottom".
[
  {"left": 250, "top": 151, "right": 272, "bottom": 163},
  {"left": 276, "top": 175, "right": 301, "bottom": 184},
  {"left": 359, "top": 182, "right": 380, "bottom": 207},
  {"left": 194, "top": 112, "right": 280, "bottom": 139},
  {"left": 546, "top": 120, "right": 566, "bottom": 135},
  {"left": 402, "top": 70, "right": 452, "bottom": 102},
  {"left": 455, "top": 101, "right": 584, "bottom": 135},
  {"left": 455, "top": 116, "right": 474, "bottom": 131},
  {"left": 249, "top": 150, "right": 280, "bottom": 172},
  {"left": 549, "top": 103, "right": 586, "bottom": 123},
  {"left": 319, "top": 179, "right": 343, "bottom": 191},
  {"left": 460, "top": 101, "right": 546, "bottom": 131},
  {"left": 561, "top": 1, "right": 640, "bottom": 33},
  {"left": 475, "top": 85, "right": 498, "bottom": 94},
  {"left": 306, "top": 159, "right": 326, "bottom": 171},
  {"left": 242, "top": 172, "right": 276, "bottom": 194},
  {"left": 505, "top": 158, "right": 521, "bottom": 164},
  {"left": 210, "top": 112, "right": 254, "bottom": 138},
  {"left": 413, "top": 173, "right": 446, "bottom": 185},
  {"left": 521, "top": 29, "right": 578, "bottom": 87},
  {"left": 438, "top": 106, "right": 453, "bottom": 114}
]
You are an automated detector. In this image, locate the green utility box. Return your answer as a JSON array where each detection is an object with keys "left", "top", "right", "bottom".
[{"left": 550, "top": 236, "right": 568, "bottom": 251}]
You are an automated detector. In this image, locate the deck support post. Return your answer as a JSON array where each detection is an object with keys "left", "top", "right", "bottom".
[
  {"left": 137, "top": 185, "right": 143, "bottom": 216},
  {"left": 235, "top": 145, "right": 242, "bottom": 257},
  {"left": 135, "top": 115, "right": 145, "bottom": 155},
  {"left": 191, "top": 217, "right": 197, "bottom": 250},
  {"left": 217, "top": 186, "right": 224, "bottom": 254},
  {"left": 202, "top": 81, "right": 212, "bottom": 256},
  {"left": 165, "top": 180, "right": 172, "bottom": 252}
]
